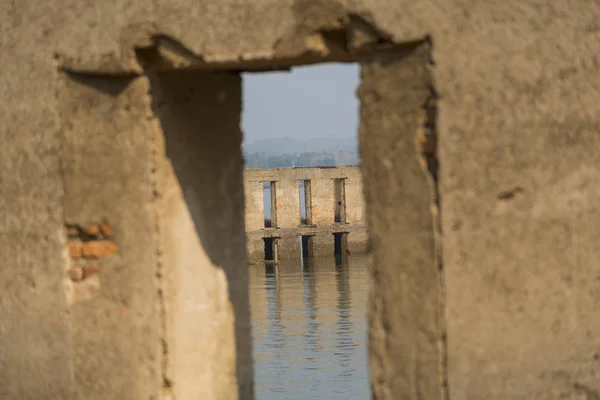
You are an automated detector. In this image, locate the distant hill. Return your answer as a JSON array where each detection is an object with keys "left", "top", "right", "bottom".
[{"left": 243, "top": 136, "right": 358, "bottom": 156}]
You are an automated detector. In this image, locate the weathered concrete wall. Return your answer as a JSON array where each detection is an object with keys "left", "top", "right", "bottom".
[
  {"left": 345, "top": 171, "right": 365, "bottom": 224},
  {"left": 244, "top": 166, "right": 364, "bottom": 229},
  {"left": 3, "top": 1, "right": 600, "bottom": 399},
  {"left": 439, "top": 26, "right": 600, "bottom": 400},
  {"left": 58, "top": 74, "right": 160, "bottom": 400},
  {"left": 360, "top": 46, "right": 445, "bottom": 400},
  {"left": 149, "top": 71, "right": 252, "bottom": 400},
  {"left": 46, "top": 70, "right": 252, "bottom": 400},
  {"left": 244, "top": 166, "right": 368, "bottom": 262},
  {"left": 244, "top": 180, "right": 265, "bottom": 232},
  {"left": 275, "top": 177, "right": 301, "bottom": 228},
  {"left": 311, "top": 177, "right": 335, "bottom": 226}
]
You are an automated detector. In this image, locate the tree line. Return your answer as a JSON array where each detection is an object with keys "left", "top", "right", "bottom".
[{"left": 244, "top": 151, "right": 358, "bottom": 169}]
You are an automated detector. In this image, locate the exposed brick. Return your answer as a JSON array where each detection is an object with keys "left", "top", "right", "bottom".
[
  {"left": 82, "top": 241, "right": 118, "bottom": 258},
  {"left": 68, "top": 266, "right": 84, "bottom": 282},
  {"left": 99, "top": 222, "right": 113, "bottom": 236},
  {"left": 86, "top": 224, "right": 100, "bottom": 236},
  {"left": 68, "top": 241, "right": 83, "bottom": 259},
  {"left": 82, "top": 263, "right": 101, "bottom": 278}
]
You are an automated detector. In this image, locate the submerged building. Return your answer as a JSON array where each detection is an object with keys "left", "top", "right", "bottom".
[
  {"left": 244, "top": 166, "right": 368, "bottom": 263},
  {"left": 2, "top": 1, "right": 600, "bottom": 399}
]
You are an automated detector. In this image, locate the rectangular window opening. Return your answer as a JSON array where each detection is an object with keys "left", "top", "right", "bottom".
[
  {"left": 299, "top": 179, "right": 312, "bottom": 225},
  {"left": 242, "top": 63, "right": 367, "bottom": 399},
  {"left": 263, "top": 237, "right": 278, "bottom": 262},
  {"left": 263, "top": 181, "right": 277, "bottom": 228},
  {"left": 334, "top": 178, "right": 347, "bottom": 223}
]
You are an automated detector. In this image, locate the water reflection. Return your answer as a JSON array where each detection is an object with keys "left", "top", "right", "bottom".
[{"left": 250, "top": 255, "right": 370, "bottom": 400}]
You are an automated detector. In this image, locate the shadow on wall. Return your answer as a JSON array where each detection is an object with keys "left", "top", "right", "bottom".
[{"left": 146, "top": 68, "right": 252, "bottom": 398}]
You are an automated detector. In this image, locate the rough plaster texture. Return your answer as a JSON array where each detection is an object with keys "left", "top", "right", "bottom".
[
  {"left": 149, "top": 71, "right": 252, "bottom": 400},
  {"left": 347, "top": 228, "right": 369, "bottom": 254},
  {"left": 274, "top": 177, "right": 301, "bottom": 228},
  {"left": 438, "top": 8, "right": 600, "bottom": 399},
  {"left": 345, "top": 171, "right": 365, "bottom": 224},
  {"left": 311, "top": 178, "right": 336, "bottom": 226},
  {"left": 244, "top": 167, "right": 367, "bottom": 262},
  {"left": 244, "top": 180, "right": 265, "bottom": 231},
  {"left": 359, "top": 46, "right": 445, "bottom": 400},
  {"left": 3, "top": 0, "right": 600, "bottom": 398},
  {"left": 276, "top": 236, "right": 302, "bottom": 260},
  {"left": 314, "top": 232, "right": 336, "bottom": 257},
  {"left": 58, "top": 74, "right": 160, "bottom": 399},
  {"left": 53, "top": 69, "right": 253, "bottom": 400}
]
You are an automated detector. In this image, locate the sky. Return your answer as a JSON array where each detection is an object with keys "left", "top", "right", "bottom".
[{"left": 241, "top": 63, "right": 360, "bottom": 144}]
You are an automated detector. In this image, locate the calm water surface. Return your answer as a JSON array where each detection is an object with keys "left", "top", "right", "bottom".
[{"left": 250, "top": 254, "right": 371, "bottom": 400}]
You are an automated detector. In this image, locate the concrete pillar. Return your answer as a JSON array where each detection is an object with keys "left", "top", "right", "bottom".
[
  {"left": 277, "top": 236, "right": 301, "bottom": 261},
  {"left": 275, "top": 176, "right": 300, "bottom": 228},
  {"left": 347, "top": 230, "right": 369, "bottom": 254},
  {"left": 359, "top": 45, "right": 445, "bottom": 400},
  {"left": 345, "top": 171, "right": 365, "bottom": 224},
  {"left": 246, "top": 232, "right": 265, "bottom": 264},
  {"left": 313, "top": 231, "right": 335, "bottom": 257},
  {"left": 311, "top": 177, "right": 335, "bottom": 226}
]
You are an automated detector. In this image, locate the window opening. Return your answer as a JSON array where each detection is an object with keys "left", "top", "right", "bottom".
[
  {"left": 299, "top": 179, "right": 312, "bottom": 225},
  {"left": 334, "top": 178, "right": 347, "bottom": 223},
  {"left": 263, "top": 181, "right": 277, "bottom": 228},
  {"left": 263, "top": 237, "right": 278, "bottom": 261}
]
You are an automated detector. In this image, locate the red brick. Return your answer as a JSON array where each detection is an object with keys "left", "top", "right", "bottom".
[
  {"left": 82, "top": 263, "right": 101, "bottom": 278},
  {"left": 82, "top": 241, "right": 118, "bottom": 258},
  {"left": 68, "top": 266, "right": 84, "bottom": 282},
  {"left": 68, "top": 241, "right": 83, "bottom": 259},
  {"left": 86, "top": 224, "right": 100, "bottom": 236},
  {"left": 99, "top": 222, "right": 113, "bottom": 236}
]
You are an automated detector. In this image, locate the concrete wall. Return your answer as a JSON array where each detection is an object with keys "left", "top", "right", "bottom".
[
  {"left": 150, "top": 71, "right": 252, "bottom": 399},
  {"left": 311, "top": 177, "right": 335, "bottom": 226},
  {"left": 244, "top": 166, "right": 364, "bottom": 229},
  {"left": 244, "top": 166, "right": 368, "bottom": 262},
  {"left": 244, "top": 180, "right": 265, "bottom": 232},
  {"left": 345, "top": 170, "right": 365, "bottom": 224},
  {"left": 2, "top": 1, "right": 600, "bottom": 399}
]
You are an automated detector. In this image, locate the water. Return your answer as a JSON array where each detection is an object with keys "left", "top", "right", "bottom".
[{"left": 250, "top": 254, "right": 371, "bottom": 400}]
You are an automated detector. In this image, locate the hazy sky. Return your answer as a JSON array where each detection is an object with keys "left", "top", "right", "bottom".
[{"left": 241, "top": 63, "right": 360, "bottom": 144}]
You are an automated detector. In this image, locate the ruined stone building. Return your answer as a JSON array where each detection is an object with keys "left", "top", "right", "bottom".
[
  {"left": 244, "top": 166, "right": 368, "bottom": 263},
  {"left": 2, "top": 1, "right": 600, "bottom": 399}
]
